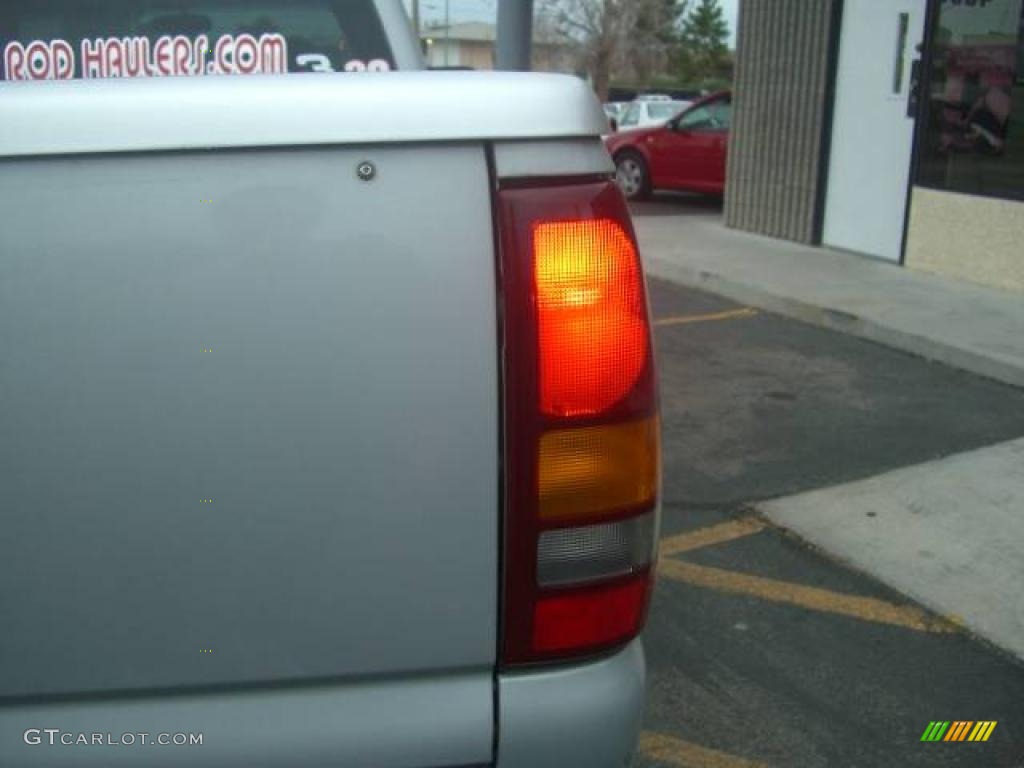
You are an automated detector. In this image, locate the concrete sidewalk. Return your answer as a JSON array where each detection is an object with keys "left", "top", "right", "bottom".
[
  {"left": 635, "top": 212, "right": 1024, "bottom": 389},
  {"left": 758, "top": 437, "right": 1024, "bottom": 661}
]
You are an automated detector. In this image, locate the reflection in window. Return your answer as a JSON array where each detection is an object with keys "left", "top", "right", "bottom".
[
  {"left": 678, "top": 98, "right": 730, "bottom": 131},
  {"left": 679, "top": 105, "right": 713, "bottom": 130},
  {"left": 916, "top": 0, "right": 1024, "bottom": 201},
  {"left": 648, "top": 103, "right": 682, "bottom": 120},
  {"left": 710, "top": 100, "right": 732, "bottom": 129}
]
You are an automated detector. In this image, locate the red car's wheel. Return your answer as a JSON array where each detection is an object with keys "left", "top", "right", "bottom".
[{"left": 614, "top": 150, "right": 651, "bottom": 201}]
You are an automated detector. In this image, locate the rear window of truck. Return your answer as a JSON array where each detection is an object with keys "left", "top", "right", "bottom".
[{"left": 1, "top": 0, "right": 394, "bottom": 81}]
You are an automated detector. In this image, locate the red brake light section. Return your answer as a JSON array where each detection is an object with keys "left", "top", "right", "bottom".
[
  {"left": 531, "top": 572, "right": 652, "bottom": 654},
  {"left": 534, "top": 219, "right": 648, "bottom": 417},
  {"left": 499, "top": 180, "right": 660, "bottom": 666}
]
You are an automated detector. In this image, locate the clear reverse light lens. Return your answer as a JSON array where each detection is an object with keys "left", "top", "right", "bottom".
[{"left": 537, "top": 512, "right": 656, "bottom": 587}]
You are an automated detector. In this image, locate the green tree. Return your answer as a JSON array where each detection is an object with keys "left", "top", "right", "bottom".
[
  {"left": 677, "top": 0, "right": 729, "bottom": 85},
  {"left": 635, "top": 0, "right": 685, "bottom": 46}
]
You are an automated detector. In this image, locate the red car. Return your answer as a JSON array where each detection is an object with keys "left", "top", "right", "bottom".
[{"left": 605, "top": 91, "right": 732, "bottom": 200}]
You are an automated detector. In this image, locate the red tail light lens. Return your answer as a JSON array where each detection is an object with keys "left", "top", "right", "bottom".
[
  {"left": 534, "top": 219, "right": 648, "bottom": 417},
  {"left": 499, "top": 180, "right": 660, "bottom": 666},
  {"left": 532, "top": 572, "right": 651, "bottom": 654}
]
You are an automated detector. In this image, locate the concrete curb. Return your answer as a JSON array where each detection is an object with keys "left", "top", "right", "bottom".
[{"left": 644, "top": 255, "right": 1024, "bottom": 390}]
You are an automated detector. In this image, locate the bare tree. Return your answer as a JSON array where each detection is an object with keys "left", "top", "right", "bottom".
[
  {"left": 540, "top": 0, "right": 685, "bottom": 99},
  {"left": 540, "top": 0, "right": 639, "bottom": 100}
]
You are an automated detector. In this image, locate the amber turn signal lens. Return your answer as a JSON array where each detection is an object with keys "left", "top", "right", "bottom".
[{"left": 538, "top": 416, "right": 659, "bottom": 523}]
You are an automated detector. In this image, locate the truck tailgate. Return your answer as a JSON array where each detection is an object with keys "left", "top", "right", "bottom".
[{"left": 0, "top": 143, "right": 499, "bottom": 701}]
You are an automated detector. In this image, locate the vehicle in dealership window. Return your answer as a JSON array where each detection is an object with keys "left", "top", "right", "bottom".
[
  {"left": 606, "top": 91, "right": 732, "bottom": 200},
  {"left": 0, "top": 0, "right": 660, "bottom": 766}
]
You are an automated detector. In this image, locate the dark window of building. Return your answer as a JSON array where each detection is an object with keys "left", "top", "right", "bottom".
[
  {"left": 0, "top": 0, "right": 393, "bottom": 81},
  {"left": 916, "top": 0, "right": 1024, "bottom": 201}
]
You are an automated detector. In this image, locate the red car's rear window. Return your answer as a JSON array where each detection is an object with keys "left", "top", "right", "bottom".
[{"left": 1, "top": 0, "right": 394, "bottom": 81}]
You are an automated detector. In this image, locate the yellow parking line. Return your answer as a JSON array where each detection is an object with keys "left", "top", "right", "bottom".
[
  {"left": 654, "top": 307, "right": 758, "bottom": 327},
  {"left": 660, "top": 518, "right": 767, "bottom": 557},
  {"left": 640, "top": 731, "right": 769, "bottom": 768},
  {"left": 658, "top": 559, "right": 957, "bottom": 634}
]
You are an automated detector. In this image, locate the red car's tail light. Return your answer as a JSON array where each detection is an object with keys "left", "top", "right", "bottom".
[{"left": 498, "top": 180, "right": 660, "bottom": 666}]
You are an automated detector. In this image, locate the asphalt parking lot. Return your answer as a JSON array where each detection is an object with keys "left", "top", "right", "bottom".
[{"left": 630, "top": 197, "right": 1024, "bottom": 768}]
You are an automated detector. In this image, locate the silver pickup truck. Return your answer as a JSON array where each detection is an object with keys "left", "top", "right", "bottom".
[{"left": 0, "top": 1, "right": 661, "bottom": 766}]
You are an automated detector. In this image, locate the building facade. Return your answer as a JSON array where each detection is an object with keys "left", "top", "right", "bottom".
[
  {"left": 727, "top": 0, "right": 1024, "bottom": 293},
  {"left": 420, "top": 22, "right": 575, "bottom": 73}
]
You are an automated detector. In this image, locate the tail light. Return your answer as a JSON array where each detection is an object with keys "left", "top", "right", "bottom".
[{"left": 499, "top": 180, "right": 660, "bottom": 666}]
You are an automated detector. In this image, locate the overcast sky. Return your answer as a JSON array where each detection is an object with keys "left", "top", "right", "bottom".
[{"left": 404, "top": 0, "right": 740, "bottom": 47}]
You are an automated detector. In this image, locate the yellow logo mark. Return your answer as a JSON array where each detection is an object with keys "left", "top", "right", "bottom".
[
  {"left": 199, "top": 649, "right": 214, "bottom": 653},
  {"left": 964, "top": 722, "right": 997, "bottom": 742},
  {"left": 921, "top": 721, "right": 997, "bottom": 742}
]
